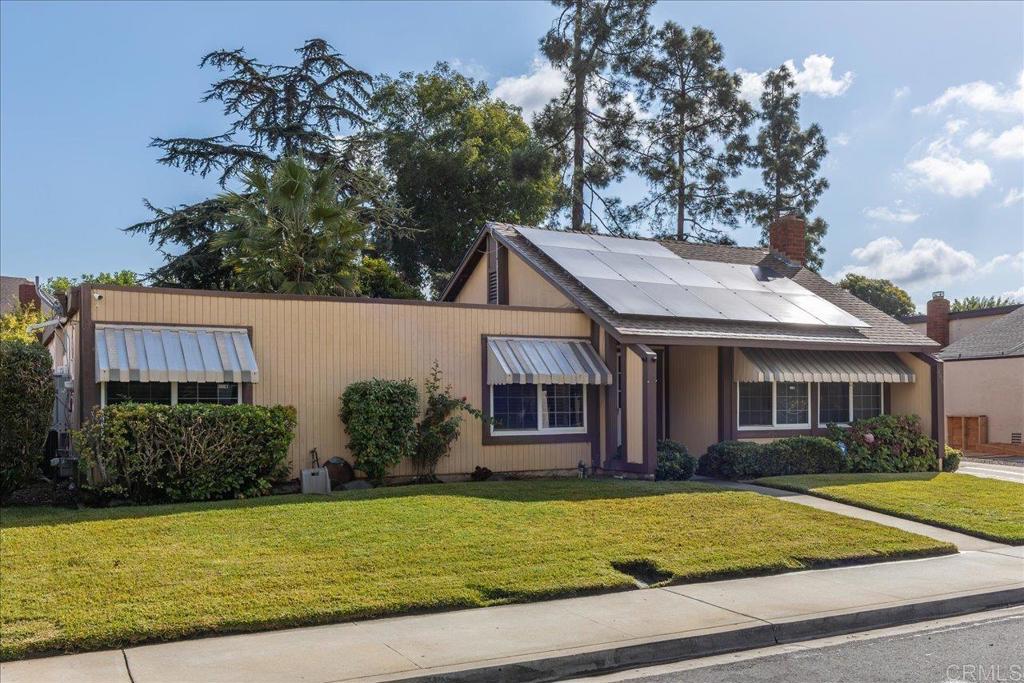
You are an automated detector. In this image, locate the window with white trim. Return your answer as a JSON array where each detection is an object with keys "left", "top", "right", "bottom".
[
  {"left": 818, "top": 382, "right": 885, "bottom": 424},
  {"left": 491, "top": 383, "right": 586, "bottom": 435},
  {"left": 737, "top": 381, "right": 810, "bottom": 429},
  {"left": 101, "top": 381, "right": 241, "bottom": 407}
]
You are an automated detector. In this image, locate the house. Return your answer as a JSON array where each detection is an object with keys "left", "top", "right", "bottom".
[
  {"left": 47, "top": 217, "right": 944, "bottom": 480},
  {"left": 1, "top": 275, "right": 51, "bottom": 316}
]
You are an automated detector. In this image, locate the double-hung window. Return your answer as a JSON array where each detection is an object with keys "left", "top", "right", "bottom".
[
  {"left": 817, "top": 382, "right": 884, "bottom": 425},
  {"left": 737, "top": 381, "right": 810, "bottom": 429},
  {"left": 102, "top": 381, "right": 241, "bottom": 407},
  {"left": 491, "top": 383, "right": 586, "bottom": 435}
]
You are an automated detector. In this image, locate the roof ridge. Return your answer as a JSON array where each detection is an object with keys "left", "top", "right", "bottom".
[{"left": 490, "top": 221, "right": 769, "bottom": 253}]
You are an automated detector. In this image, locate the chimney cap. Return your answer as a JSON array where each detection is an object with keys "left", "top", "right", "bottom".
[{"left": 932, "top": 291, "right": 945, "bottom": 299}]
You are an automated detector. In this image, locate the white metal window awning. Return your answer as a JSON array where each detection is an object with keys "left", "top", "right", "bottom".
[
  {"left": 736, "top": 348, "right": 915, "bottom": 384},
  {"left": 95, "top": 325, "right": 259, "bottom": 384},
  {"left": 487, "top": 337, "right": 612, "bottom": 385}
]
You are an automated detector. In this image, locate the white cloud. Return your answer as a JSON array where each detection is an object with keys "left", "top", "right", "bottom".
[
  {"left": 737, "top": 54, "right": 854, "bottom": 102},
  {"left": 1002, "top": 285, "right": 1024, "bottom": 302},
  {"left": 893, "top": 86, "right": 911, "bottom": 100},
  {"left": 905, "top": 153, "right": 992, "bottom": 197},
  {"left": 1001, "top": 187, "right": 1024, "bottom": 207},
  {"left": 834, "top": 237, "right": 1020, "bottom": 286},
  {"left": 493, "top": 58, "right": 565, "bottom": 121},
  {"left": 832, "top": 132, "right": 851, "bottom": 147},
  {"left": 966, "top": 124, "right": 1024, "bottom": 159},
  {"left": 449, "top": 58, "right": 489, "bottom": 81},
  {"left": 863, "top": 205, "right": 920, "bottom": 224},
  {"left": 915, "top": 70, "right": 1024, "bottom": 115}
]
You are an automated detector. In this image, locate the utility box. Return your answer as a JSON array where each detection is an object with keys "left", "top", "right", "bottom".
[{"left": 301, "top": 468, "right": 331, "bottom": 495}]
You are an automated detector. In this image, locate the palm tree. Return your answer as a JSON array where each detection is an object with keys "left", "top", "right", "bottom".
[{"left": 214, "top": 157, "right": 365, "bottom": 295}]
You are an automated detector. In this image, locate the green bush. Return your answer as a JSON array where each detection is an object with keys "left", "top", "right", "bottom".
[
  {"left": 656, "top": 440, "right": 696, "bottom": 481},
  {"left": 1, "top": 340, "right": 55, "bottom": 499},
  {"left": 943, "top": 445, "right": 962, "bottom": 472},
  {"left": 828, "top": 415, "right": 939, "bottom": 473},
  {"left": 340, "top": 378, "right": 419, "bottom": 483},
  {"left": 698, "top": 437, "right": 843, "bottom": 480},
  {"left": 413, "top": 362, "right": 483, "bottom": 481},
  {"left": 74, "top": 403, "right": 295, "bottom": 504}
]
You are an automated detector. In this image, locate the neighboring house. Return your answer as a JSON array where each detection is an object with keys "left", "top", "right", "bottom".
[
  {"left": 48, "top": 217, "right": 943, "bottom": 480},
  {"left": 901, "top": 297, "right": 1023, "bottom": 450},
  {"left": 0, "top": 275, "right": 50, "bottom": 316}
]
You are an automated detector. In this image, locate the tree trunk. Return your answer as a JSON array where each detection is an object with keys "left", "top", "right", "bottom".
[
  {"left": 571, "top": 0, "right": 586, "bottom": 232},
  {"left": 676, "top": 76, "right": 686, "bottom": 240}
]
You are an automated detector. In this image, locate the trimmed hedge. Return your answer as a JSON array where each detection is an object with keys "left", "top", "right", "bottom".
[
  {"left": 1, "top": 340, "right": 55, "bottom": 499},
  {"left": 828, "top": 415, "right": 939, "bottom": 473},
  {"left": 943, "top": 445, "right": 962, "bottom": 473},
  {"left": 340, "top": 378, "right": 419, "bottom": 483},
  {"left": 656, "top": 440, "right": 696, "bottom": 481},
  {"left": 698, "top": 437, "right": 844, "bottom": 480},
  {"left": 74, "top": 403, "right": 296, "bottom": 504}
]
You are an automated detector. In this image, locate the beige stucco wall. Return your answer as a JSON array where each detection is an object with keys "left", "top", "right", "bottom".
[
  {"left": 667, "top": 345, "right": 718, "bottom": 457},
  {"left": 624, "top": 345, "right": 644, "bottom": 464},
  {"left": 890, "top": 352, "right": 933, "bottom": 436},
  {"left": 507, "top": 250, "right": 576, "bottom": 309},
  {"left": 944, "top": 357, "right": 1024, "bottom": 443},
  {"left": 453, "top": 254, "right": 489, "bottom": 305},
  {"left": 90, "top": 288, "right": 592, "bottom": 478}
]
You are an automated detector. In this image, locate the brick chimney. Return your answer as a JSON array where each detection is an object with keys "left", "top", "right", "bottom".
[
  {"left": 926, "top": 291, "right": 950, "bottom": 347},
  {"left": 17, "top": 282, "right": 40, "bottom": 311},
  {"left": 768, "top": 214, "right": 806, "bottom": 266}
]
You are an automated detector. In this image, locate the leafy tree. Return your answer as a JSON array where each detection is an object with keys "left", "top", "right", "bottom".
[
  {"left": 739, "top": 65, "right": 830, "bottom": 271},
  {"left": 371, "top": 63, "right": 558, "bottom": 294},
  {"left": 0, "top": 304, "right": 47, "bottom": 343},
  {"left": 838, "top": 274, "right": 916, "bottom": 317},
  {"left": 358, "top": 257, "right": 423, "bottom": 300},
  {"left": 213, "top": 157, "right": 365, "bottom": 295},
  {"left": 44, "top": 270, "right": 140, "bottom": 297},
  {"left": 628, "top": 24, "right": 752, "bottom": 241},
  {"left": 535, "top": 0, "right": 654, "bottom": 232},
  {"left": 125, "top": 39, "right": 396, "bottom": 289},
  {"left": 412, "top": 361, "right": 484, "bottom": 481},
  {"left": 950, "top": 295, "right": 1019, "bottom": 312}
]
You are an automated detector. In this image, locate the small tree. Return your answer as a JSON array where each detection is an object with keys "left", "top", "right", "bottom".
[
  {"left": 0, "top": 303, "right": 47, "bottom": 343},
  {"left": 950, "top": 295, "right": 1018, "bottom": 312},
  {"left": 839, "top": 274, "right": 916, "bottom": 317},
  {"left": 340, "top": 378, "right": 419, "bottom": 483},
  {"left": 44, "top": 271, "right": 140, "bottom": 297},
  {"left": 0, "top": 340, "right": 55, "bottom": 498},
  {"left": 412, "top": 362, "right": 484, "bottom": 481}
]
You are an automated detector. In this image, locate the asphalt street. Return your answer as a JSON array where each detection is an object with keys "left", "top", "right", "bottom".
[{"left": 571, "top": 608, "right": 1024, "bottom": 683}]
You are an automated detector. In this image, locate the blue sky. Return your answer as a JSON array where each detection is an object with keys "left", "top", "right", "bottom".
[{"left": 2, "top": 1, "right": 1022, "bottom": 309}]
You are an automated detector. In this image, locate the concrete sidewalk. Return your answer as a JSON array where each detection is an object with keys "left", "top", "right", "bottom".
[{"left": 4, "top": 548, "right": 1021, "bottom": 683}]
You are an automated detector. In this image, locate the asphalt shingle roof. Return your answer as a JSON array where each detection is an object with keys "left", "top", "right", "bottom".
[
  {"left": 937, "top": 307, "right": 1024, "bottom": 360},
  {"left": 489, "top": 222, "right": 939, "bottom": 350}
]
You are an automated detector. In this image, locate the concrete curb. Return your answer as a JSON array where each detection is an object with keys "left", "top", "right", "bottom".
[{"left": 382, "top": 587, "right": 1024, "bottom": 683}]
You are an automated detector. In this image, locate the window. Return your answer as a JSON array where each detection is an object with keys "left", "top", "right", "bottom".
[
  {"left": 776, "top": 382, "right": 810, "bottom": 425},
  {"left": 852, "top": 382, "right": 883, "bottom": 420},
  {"left": 491, "top": 383, "right": 586, "bottom": 435},
  {"left": 101, "top": 381, "right": 241, "bottom": 407},
  {"left": 106, "top": 381, "right": 172, "bottom": 406},
  {"left": 738, "top": 382, "right": 773, "bottom": 427},
  {"left": 178, "top": 382, "right": 239, "bottom": 405},
  {"left": 818, "top": 382, "right": 850, "bottom": 424}
]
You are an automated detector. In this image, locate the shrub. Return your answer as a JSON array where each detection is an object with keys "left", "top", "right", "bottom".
[
  {"left": 698, "top": 437, "right": 843, "bottom": 480},
  {"left": 828, "top": 414, "right": 938, "bottom": 473},
  {"left": 656, "top": 440, "right": 696, "bottom": 481},
  {"left": 1, "top": 340, "right": 55, "bottom": 498},
  {"left": 74, "top": 403, "right": 295, "bottom": 504},
  {"left": 413, "top": 362, "right": 483, "bottom": 481},
  {"left": 340, "top": 378, "right": 419, "bottom": 483},
  {"left": 943, "top": 445, "right": 962, "bottom": 472}
]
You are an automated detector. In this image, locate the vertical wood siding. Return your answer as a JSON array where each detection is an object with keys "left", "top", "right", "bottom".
[
  {"left": 667, "top": 345, "right": 718, "bottom": 457},
  {"left": 891, "top": 352, "right": 934, "bottom": 436},
  {"left": 507, "top": 251, "right": 576, "bottom": 309},
  {"left": 625, "top": 346, "right": 644, "bottom": 464},
  {"left": 91, "top": 290, "right": 591, "bottom": 477},
  {"left": 454, "top": 256, "right": 488, "bottom": 305}
]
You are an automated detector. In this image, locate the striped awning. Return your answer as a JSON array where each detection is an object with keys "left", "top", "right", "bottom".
[
  {"left": 95, "top": 325, "right": 259, "bottom": 383},
  {"left": 487, "top": 337, "right": 612, "bottom": 385},
  {"left": 736, "top": 348, "right": 915, "bottom": 383}
]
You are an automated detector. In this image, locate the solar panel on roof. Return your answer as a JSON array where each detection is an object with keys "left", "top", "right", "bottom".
[
  {"left": 532, "top": 245, "right": 623, "bottom": 279},
  {"left": 516, "top": 226, "right": 607, "bottom": 250},
  {"left": 635, "top": 282, "right": 726, "bottom": 319},
  {"left": 736, "top": 290, "right": 825, "bottom": 325},
  {"left": 592, "top": 251, "right": 676, "bottom": 284},
  {"left": 643, "top": 256, "right": 720, "bottom": 288},
  {"left": 687, "top": 286, "right": 778, "bottom": 323},
  {"left": 578, "top": 277, "right": 671, "bottom": 316},
  {"left": 687, "top": 261, "right": 770, "bottom": 292},
  {"left": 783, "top": 294, "right": 870, "bottom": 328},
  {"left": 590, "top": 234, "right": 675, "bottom": 257}
]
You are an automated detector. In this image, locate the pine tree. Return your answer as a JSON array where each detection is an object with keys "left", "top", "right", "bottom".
[
  {"left": 629, "top": 24, "right": 752, "bottom": 241},
  {"left": 739, "top": 65, "right": 830, "bottom": 270},
  {"left": 535, "top": 0, "right": 653, "bottom": 232},
  {"left": 126, "top": 39, "right": 398, "bottom": 289}
]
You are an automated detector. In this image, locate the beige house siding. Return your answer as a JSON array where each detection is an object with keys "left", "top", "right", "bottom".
[
  {"left": 453, "top": 255, "right": 488, "bottom": 305},
  {"left": 890, "top": 352, "right": 933, "bottom": 436},
  {"left": 624, "top": 345, "right": 644, "bottom": 464},
  {"left": 507, "top": 251, "right": 576, "bottom": 309},
  {"left": 666, "top": 345, "right": 718, "bottom": 458},
  {"left": 89, "top": 288, "right": 591, "bottom": 478},
  {"left": 944, "top": 357, "right": 1024, "bottom": 443}
]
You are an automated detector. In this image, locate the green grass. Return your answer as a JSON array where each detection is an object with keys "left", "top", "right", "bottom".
[
  {"left": 754, "top": 472, "right": 1024, "bottom": 545},
  {"left": 0, "top": 479, "right": 952, "bottom": 660}
]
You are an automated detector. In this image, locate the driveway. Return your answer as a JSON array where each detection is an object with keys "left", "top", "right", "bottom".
[{"left": 959, "top": 458, "right": 1024, "bottom": 483}]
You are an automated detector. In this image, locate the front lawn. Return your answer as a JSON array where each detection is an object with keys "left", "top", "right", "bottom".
[
  {"left": 0, "top": 479, "right": 952, "bottom": 660},
  {"left": 755, "top": 472, "right": 1024, "bottom": 545}
]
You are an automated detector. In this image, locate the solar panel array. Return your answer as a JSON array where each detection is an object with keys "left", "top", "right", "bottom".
[{"left": 516, "top": 226, "right": 868, "bottom": 328}]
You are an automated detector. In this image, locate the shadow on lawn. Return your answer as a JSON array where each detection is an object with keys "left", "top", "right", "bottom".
[{"left": 0, "top": 478, "right": 740, "bottom": 529}]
